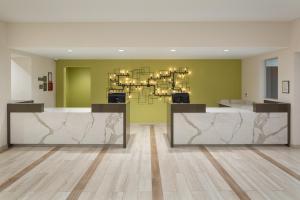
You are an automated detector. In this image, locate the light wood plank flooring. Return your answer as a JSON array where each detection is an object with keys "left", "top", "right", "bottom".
[{"left": 0, "top": 124, "right": 300, "bottom": 200}]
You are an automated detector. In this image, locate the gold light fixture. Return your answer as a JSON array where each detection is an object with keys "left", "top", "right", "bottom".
[{"left": 108, "top": 67, "right": 191, "bottom": 101}]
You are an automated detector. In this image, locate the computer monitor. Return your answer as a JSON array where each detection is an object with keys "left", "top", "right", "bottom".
[
  {"left": 172, "top": 93, "right": 190, "bottom": 103},
  {"left": 108, "top": 93, "right": 126, "bottom": 103}
]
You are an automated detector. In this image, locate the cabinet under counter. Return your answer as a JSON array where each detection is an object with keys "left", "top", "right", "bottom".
[
  {"left": 8, "top": 103, "right": 130, "bottom": 148},
  {"left": 168, "top": 103, "right": 289, "bottom": 147}
]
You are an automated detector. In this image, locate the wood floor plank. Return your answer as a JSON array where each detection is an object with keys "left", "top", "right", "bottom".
[
  {"left": 155, "top": 125, "right": 239, "bottom": 199},
  {"left": 248, "top": 147, "right": 300, "bottom": 182},
  {"left": 200, "top": 146, "right": 251, "bottom": 200},
  {"left": 209, "top": 146, "right": 300, "bottom": 199},
  {"left": 79, "top": 128, "right": 148, "bottom": 200},
  {"left": 0, "top": 147, "right": 60, "bottom": 192},
  {"left": 255, "top": 146, "right": 300, "bottom": 175},
  {"left": 3, "top": 125, "right": 300, "bottom": 199},
  {"left": 150, "top": 125, "right": 164, "bottom": 200},
  {"left": 67, "top": 146, "right": 108, "bottom": 200},
  {"left": 0, "top": 147, "right": 52, "bottom": 178},
  {"left": 8, "top": 147, "right": 99, "bottom": 200}
]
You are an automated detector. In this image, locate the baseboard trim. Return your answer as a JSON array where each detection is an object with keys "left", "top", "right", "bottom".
[
  {"left": 0, "top": 145, "right": 8, "bottom": 153},
  {"left": 290, "top": 144, "right": 300, "bottom": 148}
]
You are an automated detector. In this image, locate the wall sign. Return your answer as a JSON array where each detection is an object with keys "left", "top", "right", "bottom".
[
  {"left": 38, "top": 72, "right": 54, "bottom": 92},
  {"left": 38, "top": 76, "right": 47, "bottom": 91},
  {"left": 282, "top": 80, "right": 290, "bottom": 94},
  {"left": 48, "top": 72, "right": 53, "bottom": 91}
]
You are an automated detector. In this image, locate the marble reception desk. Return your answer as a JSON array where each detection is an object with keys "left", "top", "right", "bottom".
[
  {"left": 167, "top": 103, "right": 290, "bottom": 147},
  {"left": 8, "top": 103, "right": 130, "bottom": 148}
]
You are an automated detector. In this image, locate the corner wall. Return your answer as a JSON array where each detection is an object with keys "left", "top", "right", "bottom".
[
  {"left": 291, "top": 19, "right": 300, "bottom": 52},
  {"left": 30, "top": 53, "right": 56, "bottom": 107},
  {"left": 11, "top": 50, "right": 56, "bottom": 107},
  {"left": 242, "top": 49, "right": 294, "bottom": 103},
  {"left": 11, "top": 56, "right": 32, "bottom": 100},
  {"left": 0, "top": 22, "right": 10, "bottom": 149}
]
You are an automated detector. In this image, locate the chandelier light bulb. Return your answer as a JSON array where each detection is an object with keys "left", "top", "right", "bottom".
[{"left": 108, "top": 67, "right": 191, "bottom": 101}]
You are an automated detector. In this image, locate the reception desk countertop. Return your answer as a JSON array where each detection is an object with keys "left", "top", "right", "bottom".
[
  {"left": 44, "top": 107, "right": 92, "bottom": 113},
  {"left": 206, "top": 107, "right": 252, "bottom": 113}
]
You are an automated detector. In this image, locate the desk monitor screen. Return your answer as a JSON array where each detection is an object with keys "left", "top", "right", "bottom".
[
  {"left": 108, "top": 93, "right": 126, "bottom": 103},
  {"left": 172, "top": 93, "right": 190, "bottom": 103}
]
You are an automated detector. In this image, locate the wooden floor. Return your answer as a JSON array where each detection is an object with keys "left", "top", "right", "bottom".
[{"left": 1, "top": 124, "right": 300, "bottom": 200}]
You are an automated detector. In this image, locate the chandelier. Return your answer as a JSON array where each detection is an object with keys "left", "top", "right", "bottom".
[{"left": 107, "top": 67, "right": 191, "bottom": 102}]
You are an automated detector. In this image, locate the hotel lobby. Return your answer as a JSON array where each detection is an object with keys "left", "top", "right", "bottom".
[{"left": 1, "top": 0, "right": 300, "bottom": 199}]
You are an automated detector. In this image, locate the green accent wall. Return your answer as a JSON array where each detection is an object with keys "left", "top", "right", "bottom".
[
  {"left": 56, "top": 60, "right": 241, "bottom": 123},
  {"left": 66, "top": 67, "right": 91, "bottom": 107}
]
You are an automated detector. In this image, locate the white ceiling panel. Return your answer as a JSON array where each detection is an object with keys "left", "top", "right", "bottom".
[
  {"left": 0, "top": 0, "right": 300, "bottom": 22},
  {"left": 14, "top": 47, "right": 284, "bottom": 59}
]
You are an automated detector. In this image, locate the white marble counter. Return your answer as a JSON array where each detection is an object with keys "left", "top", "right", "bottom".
[
  {"left": 206, "top": 107, "right": 252, "bottom": 113},
  {"left": 219, "top": 99, "right": 253, "bottom": 111},
  {"left": 173, "top": 107, "right": 288, "bottom": 145},
  {"left": 44, "top": 107, "right": 92, "bottom": 113},
  {"left": 11, "top": 108, "right": 124, "bottom": 145}
]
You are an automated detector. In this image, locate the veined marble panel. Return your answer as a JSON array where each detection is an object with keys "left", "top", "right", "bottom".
[
  {"left": 174, "top": 112, "right": 287, "bottom": 145},
  {"left": 11, "top": 112, "right": 123, "bottom": 144}
]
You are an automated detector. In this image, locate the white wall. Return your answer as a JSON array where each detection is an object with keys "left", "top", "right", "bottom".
[
  {"left": 291, "top": 19, "right": 300, "bottom": 52},
  {"left": 31, "top": 53, "right": 56, "bottom": 107},
  {"left": 290, "top": 19, "right": 300, "bottom": 146},
  {"left": 7, "top": 22, "right": 290, "bottom": 48},
  {"left": 0, "top": 22, "right": 10, "bottom": 149},
  {"left": 11, "top": 50, "right": 56, "bottom": 107},
  {"left": 11, "top": 56, "right": 32, "bottom": 100},
  {"left": 293, "top": 53, "right": 300, "bottom": 146}
]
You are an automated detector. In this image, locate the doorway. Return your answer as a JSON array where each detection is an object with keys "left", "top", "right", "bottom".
[{"left": 66, "top": 67, "right": 91, "bottom": 107}]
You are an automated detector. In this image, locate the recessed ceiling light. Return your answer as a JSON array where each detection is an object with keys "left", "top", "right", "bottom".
[
  {"left": 224, "top": 49, "right": 230, "bottom": 52},
  {"left": 170, "top": 49, "right": 176, "bottom": 52},
  {"left": 118, "top": 49, "right": 125, "bottom": 52},
  {"left": 67, "top": 49, "right": 73, "bottom": 53}
]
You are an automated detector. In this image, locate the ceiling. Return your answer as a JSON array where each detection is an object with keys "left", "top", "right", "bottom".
[
  {"left": 3, "top": 0, "right": 295, "bottom": 59},
  {"left": 0, "top": 0, "right": 300, "bottom": 22},
  {"left": 15, "top": 47, "right": 284, "bottom": 60}
]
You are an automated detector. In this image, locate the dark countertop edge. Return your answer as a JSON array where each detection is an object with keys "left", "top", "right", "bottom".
[{"left": 7, "top": 103, "right": 130, "bottom": 113}]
